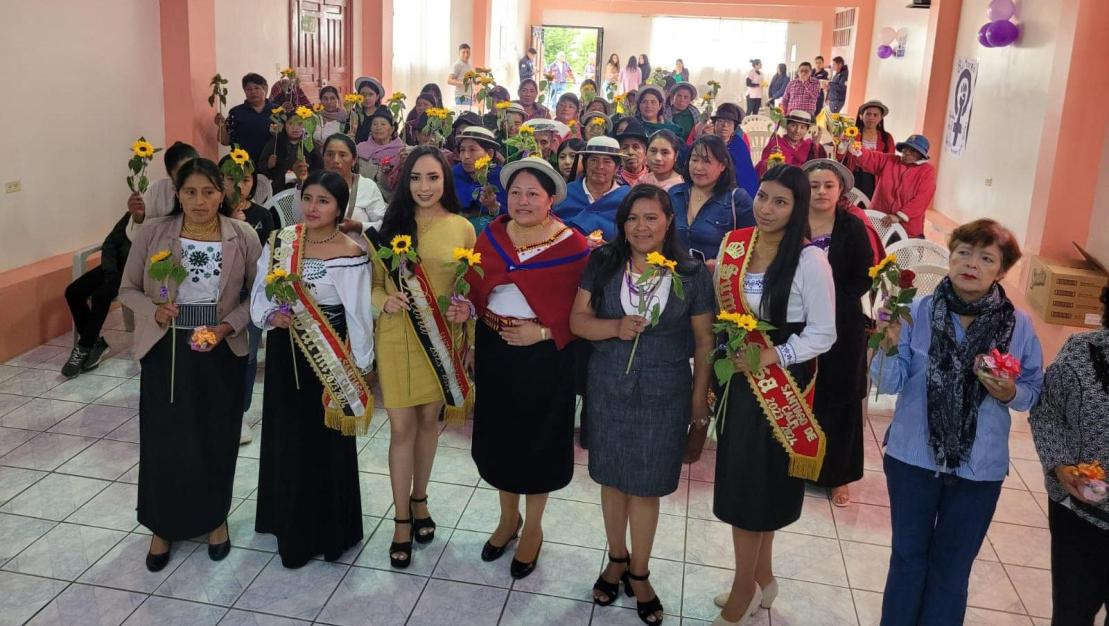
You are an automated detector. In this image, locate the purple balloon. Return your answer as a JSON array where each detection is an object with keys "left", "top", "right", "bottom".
[
  {"left": 985, "top": 19, "right": 1019, "bottom": 47},
  {"left": 987, "top": 0, "right": 1016, "bottom": 22},
  {"left": 977, "top": 23, "right": 994, "bottom": 47},
  {"left": 877, "top": 44, "right": 894, "bottom": 59}
]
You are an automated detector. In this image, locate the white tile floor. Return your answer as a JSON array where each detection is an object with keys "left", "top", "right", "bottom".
[{"left": 0, "top": 308, "right": 1067, "bottom": 625}]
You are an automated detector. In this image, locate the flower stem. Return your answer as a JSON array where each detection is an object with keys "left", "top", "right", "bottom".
[
  {"left": 289, "top": 323, "right": 301, "bottom": 391},
  {"left": 169, "top": 320, "right": 176, "bottom": 404},
  {"left": 625, "top": 334, "right": 641, "bottom": 374}
]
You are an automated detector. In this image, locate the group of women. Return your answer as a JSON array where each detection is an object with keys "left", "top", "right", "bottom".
[{"left": 122, "top": 69, "right": 1108, "bottom": 626}]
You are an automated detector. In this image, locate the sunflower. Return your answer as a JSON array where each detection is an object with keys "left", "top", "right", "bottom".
[
  {"left": 844, "top": 126, "right": 859, "bottom": 139},
  {"left": 229, "top": 148, "right": 250, "bottom": 166},
  {"left": 390, "top": 235, "right": 413, "bottom": 255},
  {"left": 717, "top": 311, "right": 744, "bottom": 326},
  {"left": 271, "top": 106, "right": 286, "bottom": 115},
  {"left": 149, "top": 250, "right": 171, "bottom": 263},
  {"left": 519, "top": 126, "right": 535, "bottom": 135},
  {"left": 280, "top": 67, "right": 296, "bottom": 78},
  {"left": 294, "top": 106, "right": 313, "bottom": 119},
  {"left": 645, "top": 251, "right": 671, "bottom": 268},
  {"left": 767, "top": 151, "right": 786, "bottom": 166},
  {"left": 343, "top": 93, "right": 363, "bottom": 105},
  {"left": 264, "top": 268, "right": 289, "bottom": 285},
  {"left": 495, "top": 101, "right": 511, "bottom": 110},
  {"left": 452, "top": 248, "right": 482, "bottom": 267},
  {"left": 736, "top": 314, "right": 758, "bottom": 332},
  {"left": 312, "top": 103, "right": 325, "bottom": 113},
  {"left": 590, "top": 117, "right": 606, "bottom": 127},
  {"left": 474, "top": 155, "right": 493, "bottom": 172},
  {"left": 132, "top": 139, "right": 156, "bottom": 159}
]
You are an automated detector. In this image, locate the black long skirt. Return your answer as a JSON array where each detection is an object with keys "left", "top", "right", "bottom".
[
  {"left": 254, "top": 326, "right": 363, "bottom": 568},
  {"left": 138, "top": 330, "right": 245, "bottom": 540},
  {"left": 811, "top": 395, "right": 864, "bottom": 487},
  {"left": 714, "top": 327, "right": 813, "bottom": 531},
  {"left": 471, "top": 322, "right": 576, "bottom": 494}
]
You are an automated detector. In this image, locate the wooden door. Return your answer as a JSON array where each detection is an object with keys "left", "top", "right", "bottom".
[{"left": 290, "top": 0, "right": 351, "bottom": 100}]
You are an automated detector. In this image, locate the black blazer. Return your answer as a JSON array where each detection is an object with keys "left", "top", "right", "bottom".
[{"left": 816, "top": 208, "right": 874, "bottom": 400}]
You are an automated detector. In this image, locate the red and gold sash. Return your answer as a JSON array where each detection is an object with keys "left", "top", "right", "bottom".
[{"left": 716, "top": 227, "right": 826, "bottom": 480}]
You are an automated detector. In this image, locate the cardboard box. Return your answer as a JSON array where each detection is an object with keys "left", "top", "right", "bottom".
[{"left": 1026, "top": 245, "right": 1108, "bottom": 328}]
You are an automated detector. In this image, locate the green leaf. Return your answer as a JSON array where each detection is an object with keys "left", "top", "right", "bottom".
[
  {"left": 885, "top": 345, "right": 899, "bottom": 357},
  {"left": 650, "top": 304, "right": 660, "bottom": 326},
  {"left": 728, "top": 334, "right": 742, "bottom": 351},
  {"left": 126, "top": 176, "right": 136, "bottom": 192},
  {"left": 377, "top": 248, "right": 393, "bottom": 260},
  {"left": 756, "top": 321, "right": 776, "bottom": 331},
  {"left": 713, "top": 358, "right": 735, "bottom": 386},
  {"left": 437, "top": 295, "right": 450, "bottom": 311},
  {"left": 473, "top": 265, "right": 485, "bottom": 278},
  {"left": 898, "top": 287, "right": 918, "bottom": 302},
  {"left": 867, "top": 333, "right": 882, "bottom": 349},
  {"left": 406, "top": 250, "right": 419, "bottom": 263},
  {"left": 171, "top": 266, "right": 187, "bottom": 284},
  {"left": 672, "top": 276, "right": 685, "bottom": 300},
  {"left": 745, "top": 344, "right": 762, "bottom": 372}
]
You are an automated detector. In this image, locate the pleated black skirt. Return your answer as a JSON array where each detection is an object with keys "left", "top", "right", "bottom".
[
  {"left": 471, "top": 321, "right": 576, "bottom": 494},
  {"left": 254, "top": 326, "right": 363, "bottom": 568},
  {"left": 137, "top": 330, "right": 245, "bottom": 540}
]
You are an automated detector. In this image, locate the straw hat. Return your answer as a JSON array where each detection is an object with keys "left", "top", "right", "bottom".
[
  {"left": 802, "top": 158, "right": 856, "bottom": 194},
  {"left": 636, "top": 85, "right": 666, "bottom": 106},
  {"left": 581, "top": 111, "right": 612, "bottom": 133},
  {"left": 354, "top": 76, "right": 384, "bottom": 97},
  {"left": 668, "top": 82, "right": 699, "bottom": 99},
  {"left": 576, "top": 136, "right": 626, "bottom": 159},
  {"left": 456, "top": 126, "right": 501, "bottom": 150},
  {"left": 499, "top": 157, "right": 567, "bottom": 204},
  {"left": 857, "top": 100, "right": 890, "bottom": 116},
  {"left": 784, "top": 110, "right": 814, "bottom": 126}
]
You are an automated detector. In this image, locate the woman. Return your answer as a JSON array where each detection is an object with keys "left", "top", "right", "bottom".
[
  {"left": 635, "top": 86, "right": 683, "bottom": 137},
  {"left": 802, "top": 160, "right": 872, "bottom": 507},
  {"left": 767, "top": 64, "right": 789, "bottom": 108},
  {"left": 616, "top": 120, "right": 651, "bottom": 187},
  {"left": 403, "top": 91, "right": 441, "bottom": 145},
  {"left": 357, "top": 107, "right": 405, "bottom": 180},
  {"left": 756, "top": 111, "right": 826, "bottom": 175},
  {"left": 369, "top": 146, "right": 477, "bottom": 569},
  {"left": 585, "top": 98, "right": 611, "bottom": 117},
  {"left": 259, "top": 116, "right": 324, "bottom": 193},
  {"left": 673, "top": 58, "right": 690, "bottom": 83},
  {"left": 118, "top": 158, "right": 262, "bottom": 571},
  {"left": 554, "top": 136, "right": 632, "bottom": 241},
  {"left": 779, "top": 62, "right": 822, "bottom": 116},
  {"left": 571, "top": 185, "right": 714, "bottom": 625},
  {"left": 709, "top": 165, "right": 836, "bottom": 625},
  {"left": 605, "top": 53, "right": 621, "bottom": 92},
  {"left": 581, "top": 112, "right": 611, "bottom": 141},
  {"left": 324, "top": 134, "right": 388, "bottom": 234},
  {"left": 555, "top": 93, "right": 582, "bottom": 128},
  {"left": 664, "top": 83, "right": 698, "bottom": 142},
  {"left": 1030, "top": 289, "right": 1109, "bottom": 625},
  {"left": 517, "top": 79, "right": 551, "bottom": 121},
  {"left": 745, "top": 60, "right": 763, "bottom": 116},
  {"left": 638, "top": 54, "right": 652, "bottom": 86},
  {"left": 844, "top": 134, "right": 936, "bottom": 239},
  {"left": 827, "top": 57, "right": 849, "bottom": 113},
  {"left": 710, "top": 103, "right": 759, "bottom": 199},
  {"left": 619, "top": 57, "right": 641, "bottom": 95},
  {"left": 870, "top": 219, "right": 1043, "bottom": 625},
  {"left": 848, "top": 100, "right": 895, "bottom": 200},
  {"left": 669, "top": 135, "right": 754, "bottom": 270},
  {"left": 313, "top": 86, "right": 349, "bottom": 145},
  {"left": 640, "top": 130, "right": 684, "bottom": 190},
  {"left": 452, "top": 126, "right": 507, "bottom": 234},
  {"left": 447, "top": 157, "right": 589, "bottom": 579},
  {"left": 219, "top": 153, "right": 274, "bottom": 445},
  {"left": 251, "top": 170, "right": 373, "bottom": 568},
  {"left": 351, "top": 76, "right": 385, "bottom": 145},
  {"left": 556, "top": 138, "right": 586, "bottom": 181}
]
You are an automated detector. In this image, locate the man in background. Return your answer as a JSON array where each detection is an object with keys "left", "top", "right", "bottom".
[
  {"left": 519, "top": 47, "right": 537, "bottom": 84},
  {"left": 813, "top": 55, "right": 829, "bottom": 113},
  {"left": 448, "top": 43, "right": 473, "bottom": 105}
]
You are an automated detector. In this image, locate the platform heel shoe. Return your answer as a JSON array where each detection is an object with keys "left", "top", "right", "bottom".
[
  {"left": 410, "top": 495, "right": 436, "bottom": 544},
  {"left": 626, "top": 570, "right": 664, "bottom": 624},
  {"left": 389, "top": 518, "right": 413, "bottom": 569},
  {"left": 592, "top": 553, "right": 630, "bottom": 606}
]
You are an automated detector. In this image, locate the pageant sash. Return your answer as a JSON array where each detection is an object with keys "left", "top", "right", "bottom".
[
  {"left": 367, "top": 232, "right": 473, "bottom": 424},
  {"left": 270, "top": 225, "right": 373, "bottom": 435},
  {"left": 716, "top": 227, "right": 826, "bottom": 480}
]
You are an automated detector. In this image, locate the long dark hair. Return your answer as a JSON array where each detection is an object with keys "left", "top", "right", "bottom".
[
  {"left": 757, "top": 165, "right": 812, "bottom": 327},
  {"left": 587, "top": 185, "right": 698, "bottom": 311},
  {"left": 171, "top": 158, "right": 233, "bottom": 217},
  {"left": 776, "top": 63, "right": 788, "bottom": 77},
  {"left": 556, "top": 138, "right": 586, "bottom": 181},
  {"left": 626, "top": 56, "right": 639, "bottom": 70},
  {"left": 685, "top": 135, "right": 736, "bottom": 196},
  {"left": 378, "top": 146, "right": 460, "bottom": 246},
  {"left": 300, "top": 170, "right": 351, "bottom": 225},
  {"left": 854, "top": 103, "right": 893, "bottom": 150}
]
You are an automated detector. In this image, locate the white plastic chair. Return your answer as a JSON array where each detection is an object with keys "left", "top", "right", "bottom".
[
  {"left": 863, "top": 209, "right": 908, "bottom": 247},
  {"left": 847, "top": 187, "right": 871, "bottom": 209},
  {"left": 746, "top": 130, "right": 771, "bottom": 165},
  {"left": 266, "top": 188, "right": 302, "bottom": 228},
  {"left": 907, "top": 263, "right": 949, "bottom": 297},
  {"left": 741, "top": 115, "right": 773, "bottom": 134},
  {"left": 886, "top": 238, "right": 951, "bottom": 269}
]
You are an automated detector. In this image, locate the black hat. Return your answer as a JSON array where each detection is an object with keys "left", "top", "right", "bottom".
[
  {"left": 454, "top": 111, "right": 482, "bottom": 129},
  {"left": 367, "top": 105, "right": 395, "bottom": 126},
  {"left": 615, "top": 119, "right": 649, "bottom": 145},
  {"left": 711, "top": 102, "right": 744, "bottom": 125}
]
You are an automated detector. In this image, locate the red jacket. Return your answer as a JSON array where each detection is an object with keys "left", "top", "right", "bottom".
[{"left": 846, "top": 148, "right": 936, "bottom": 238}]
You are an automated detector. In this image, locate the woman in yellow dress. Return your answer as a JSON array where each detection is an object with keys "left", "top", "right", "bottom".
[{"left": 368, "top": 145, "right": 476, "bottom": 569}]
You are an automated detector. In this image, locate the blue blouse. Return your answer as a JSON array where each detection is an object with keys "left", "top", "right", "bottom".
[
  {"left": 452, "top": 163, "right": 507, "bottom": 234},
  {"left": 668, "top": 183, "right": 754, "bottom": 262},
  {"left": 727, "top": 137, "right": 761, "bottom": 200},
  {"left": 872, "top": 295, "right": 1044, "bottom": 482},
  {"left": 554, "top": 179, "right": 631, "bottom": 241}
]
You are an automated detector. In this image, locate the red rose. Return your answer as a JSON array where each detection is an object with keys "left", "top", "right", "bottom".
[{"left": 898, "top": 269, "right": 916, "bottom": 289}]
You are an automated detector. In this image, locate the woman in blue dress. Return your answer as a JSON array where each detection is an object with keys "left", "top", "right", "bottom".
[
  {"left": 554, "top": 136, "right": 631, "bottom": 242},
  {"left": 451, "top": 126, "right": 506, "bottom": 234}
]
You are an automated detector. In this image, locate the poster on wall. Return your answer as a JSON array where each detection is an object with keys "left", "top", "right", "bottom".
[{"left": 944, "top": 57, "right": 978, "bottom": 156}]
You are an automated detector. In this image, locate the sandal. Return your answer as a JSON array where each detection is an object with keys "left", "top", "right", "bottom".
[
  {"left": 411, "top": 495, "right": 436, "bottom": 544},
  {"left": 831, "top": 486, "right": 851, "bottom": 508},
  {"left": 627, "top": 570, "right": 664, "bottom": 624},
  {"left": 593, "top": 553, "right": 630, "bottom": 606},
  {"left": 389, "top": 518, "right": 413, "bottom": 569}
]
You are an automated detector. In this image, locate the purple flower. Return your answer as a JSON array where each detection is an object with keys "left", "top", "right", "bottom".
[
  {"left": 159, "top": 285, "right": 168, "bottom": 300},
  {"left": 279, "top": 303, "right": 291, "bottom": 314}
]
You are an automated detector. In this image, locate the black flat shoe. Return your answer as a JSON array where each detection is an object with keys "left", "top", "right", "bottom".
[
  {"left": 207, "top": 521, "right": 231, "bottom": 561},
  {"left": 509, "top": 536, "right": 542, "bottom": 579},
  {"left": 593, "top": 553, "right": 630, "bottom": 606},
  {"left": 481, "top": 515, "right": 522, "bottom": 562},
  {"left": 411, "top": 495, "right": 436, "bottom": 544},
  {"left": 627, "top": 570, "right": 664, "bottom": 624},
  {"left": 145, "top": 543, "right": 172, "bottom": 572},
  {"left": 390, "top": 518, "right": 413, "bottom": 569}
]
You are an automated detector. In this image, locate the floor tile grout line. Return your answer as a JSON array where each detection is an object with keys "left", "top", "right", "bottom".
[{"left": 401, "top": 483, "right": 480, "bottom": 624}]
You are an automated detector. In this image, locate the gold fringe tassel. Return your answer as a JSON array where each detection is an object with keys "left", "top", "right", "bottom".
[
  {"left": 323, "top": 393, "right": 374, "bottom": 437},
  {"left": 442, "top": 386, "right": 475, "bottom": 426}
]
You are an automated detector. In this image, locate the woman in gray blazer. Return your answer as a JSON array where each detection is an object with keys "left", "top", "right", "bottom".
[{"left": 118, "top": 158, "right": 262, "bottom": 572}]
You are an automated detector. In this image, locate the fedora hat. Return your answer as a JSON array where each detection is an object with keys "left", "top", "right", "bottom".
[
  {"left": 577, "top": 136, "right": 626, "bottom": 159},
  {"left": 710, "top": 102, "right": 744, "bottom": 125},
  {"left": 896, "top": 134, "right": 931, "bottom": 160},
  {"left": 500, "top": 156, "right": 567, "bottom": 204},
  {"left": 668, "top": 82, "right": 698, "bottom": 100},
  {"left": 857, "top": 100, "right": 889, "bottom": 116},
  {"left": 636, "top": 85, "right": 666, "bottom": 105},
  {"left": 503, "top": 102, "right": 527, "bottom": 118},
  {"left": 581, "top": 111, "right": 612, "bottom": 133},
  {"left": 456, "top": 126, "right": 501, "bottom": 150},
  {"left": 784, "top": 110, "right": 814, "bottom": 126},
  {"left": 354, "top": 76, "right": 384, "bottom": 97},
  {"left": 802, "top": 158, "right": 855, "bottom": 195},
  {"left": 615, "top": 119, "right": 649, "bottom": 144}
]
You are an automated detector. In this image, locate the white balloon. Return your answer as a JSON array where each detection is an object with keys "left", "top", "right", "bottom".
[{"left": 879, "top": 27, "right": 897, "bottom": 44}]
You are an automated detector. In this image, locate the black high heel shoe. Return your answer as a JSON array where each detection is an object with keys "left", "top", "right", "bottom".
[
  {"left": 145, "top": 538, "right": 172, "bottom": 572},
  {"left": 509, "top": 535, "right": 543, "bottom": 579},
  {"left": 481, "top": 514, "right": 522, "bottom": 562},
  {"left": 208, "top": 521, "right": 231, "bottom": 561},
  {"left": 593, "top": 553, "right": 630, "bottom": 606},
  {"left": 410, "top": 495, "right": 436, "bottom": 544},
  {"left": 389, "top": 518, "right": 413, "bottom": 569},
  {"left": 627, "top": 570, "right": 664, "bottom": 624}
]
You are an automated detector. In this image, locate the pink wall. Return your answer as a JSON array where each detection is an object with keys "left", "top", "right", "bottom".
[{"left": 159, "top": 0, "right": 218, "bottom": 159}]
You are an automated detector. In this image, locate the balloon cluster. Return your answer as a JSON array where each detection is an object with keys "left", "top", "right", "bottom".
[
  {"left": 978, "top": 0, "right": 1019, "bottom": 48},
  {"left": 875, "top": 26, "right": 906, "bottom": 59}
]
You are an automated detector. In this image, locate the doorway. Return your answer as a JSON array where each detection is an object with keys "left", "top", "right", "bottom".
[
  {"left": 532, "top": 25, "right": 603, "bottom": 103},
  {"left": 289, "top": 0, "right": 352, "bottom": 100}
]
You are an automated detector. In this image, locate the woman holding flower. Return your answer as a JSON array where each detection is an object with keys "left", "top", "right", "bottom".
[
  {"left": 356, "top": 106, "right": 405, "bottom": 177},
  {"left": 312, "top": 86, "right": 349, "bottom": 145},
  {"left": 1030, "top": 288, "right": 1109, "bottom": 625},
  {"left": 710, "top": 103, "right": 760, "bottom": 199},
  {"left": 369, "top": 146, "right": 476, "bottom": 569},
  {"left": 119, "top": 158, "right": 262, "bottom": 572},
  {"left": 259, "top": 114, "right": 324, "bottom": 192},
  {"left": 849, "top": 101, "right": 895, "bottom": 202},
  {"left": 802, "top": 159, "right": 874, "bottom": 507},
  {"left": 871, "top": 219, "right": 1042, "bottom": 625},
  {"left": 570, "top": 185, "right": 715, "bottom": 625},
  {"left": 451, "top": 126, "right": 507, "bottom": 234},
  {"left": 709, "top": 165, "right": 836, "bottom": 625},
  {"left": 755, "top": 111, "right": 826, "bottom": 176},
  {"left": 250, "top": 170, "right": 373, "bottom": 569},
  {"left": 446, "top": 157, "right": 589, "bottom": 579},
  {"left": 403, "top": 90, "right": 442, "bottom": 145}
]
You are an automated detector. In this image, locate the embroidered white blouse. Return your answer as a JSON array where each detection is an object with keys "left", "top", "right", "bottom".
[
  {"left": 177, "top": 238, "right": 222, "bottom": 304},
  {"left": 249, "top": 244, "right": 375, "bottom": 369}
]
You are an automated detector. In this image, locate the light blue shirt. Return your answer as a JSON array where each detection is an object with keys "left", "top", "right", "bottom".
[{"left": 871, "top": 295, "right": 1044, "bottom": 482}]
